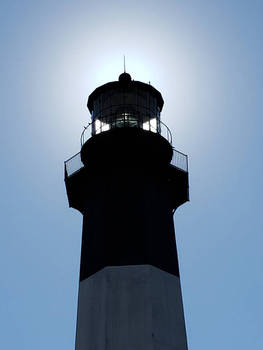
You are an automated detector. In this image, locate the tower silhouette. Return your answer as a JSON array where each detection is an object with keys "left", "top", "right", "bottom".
[{"left": 65, "top": 72, "right": 189, "bottom": 350}]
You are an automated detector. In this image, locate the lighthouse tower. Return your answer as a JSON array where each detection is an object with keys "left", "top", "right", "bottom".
[{"left": 65, "top": 72, "right": 189, "bottom": 350}]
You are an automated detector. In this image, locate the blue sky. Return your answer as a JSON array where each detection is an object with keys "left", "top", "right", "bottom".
[{"left": 1, "top": 1, "right": 263, "bottom": 349}]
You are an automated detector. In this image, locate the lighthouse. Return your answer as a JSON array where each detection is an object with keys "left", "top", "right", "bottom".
[{"left": 65, "top": 72, "right": 189, "bottom": 350}]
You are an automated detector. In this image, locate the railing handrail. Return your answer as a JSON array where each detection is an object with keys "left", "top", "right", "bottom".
[
  {"left": 65, "top": 147, "right": 188, "bottom": 178},
  {"left": 172, "top": 147, "right": 187, "bottom": 158},
  {"left": 80, "top": 119, "right": 172, "bottom": 146}
]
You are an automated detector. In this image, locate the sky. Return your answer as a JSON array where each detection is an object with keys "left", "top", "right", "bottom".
[{"left": 1, "top": 0, "right": 263, "bottom": 349}]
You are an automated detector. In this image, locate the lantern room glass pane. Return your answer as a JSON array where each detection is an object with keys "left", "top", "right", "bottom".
[{"left": 91, "top": 88, "right": 161, "bottom": 136}]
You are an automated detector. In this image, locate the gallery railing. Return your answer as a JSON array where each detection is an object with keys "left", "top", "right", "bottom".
[
  {"left": 65, "top": 148, "right": 188, "bottom": 178},
  {"left": 80, "top": 114, "right": 172, "bottom": 146}
]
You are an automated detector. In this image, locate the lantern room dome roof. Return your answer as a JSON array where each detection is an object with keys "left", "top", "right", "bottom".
[{"left": 87, "top": 73, "right": 164, "bottom": 113}]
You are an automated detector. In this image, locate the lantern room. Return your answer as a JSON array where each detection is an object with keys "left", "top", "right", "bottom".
[{"left": 87, "top": 72, "right": 164, "bottom": 136}]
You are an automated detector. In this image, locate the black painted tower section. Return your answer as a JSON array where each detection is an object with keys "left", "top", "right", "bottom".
[{"left": 64, "top": 72, "right": 189, "bottom": 350}]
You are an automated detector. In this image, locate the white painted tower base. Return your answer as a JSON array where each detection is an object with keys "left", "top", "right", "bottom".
[{"left": 75, "top": 265, "right": 188, "bottom": 350}]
